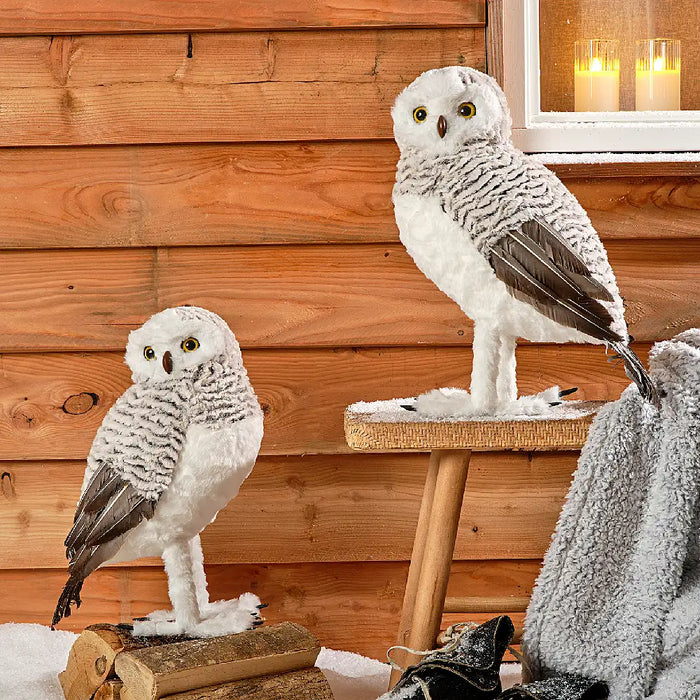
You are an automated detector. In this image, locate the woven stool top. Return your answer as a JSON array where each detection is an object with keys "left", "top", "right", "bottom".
[{"left": 345, "top": 398, "right": 603, "bottom": 452}]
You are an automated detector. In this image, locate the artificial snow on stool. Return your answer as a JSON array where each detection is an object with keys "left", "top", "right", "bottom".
[
  {"left": 413, "top": 386, "right": 576, "bottom": 419},
  {"left": 391, "top": 66, "right": 657, "bottom": 416},
  {"left": 52, "top": 306, "right": 265, "bottom": 638}
]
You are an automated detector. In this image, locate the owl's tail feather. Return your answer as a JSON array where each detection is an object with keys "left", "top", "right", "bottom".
[
  {"left": 51, "top": 575, "right": 84, "bottom": 629},
  {"left": 610, "top": 341, "right": 659, "bottom": 407}
]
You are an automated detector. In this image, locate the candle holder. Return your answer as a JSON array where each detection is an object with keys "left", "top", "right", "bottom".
[
  {"left": 636, "top": 39, "right": 681, "bottom": 111},
  {"left": 574, "top": 39, "right": 620, "bottom": 112}
]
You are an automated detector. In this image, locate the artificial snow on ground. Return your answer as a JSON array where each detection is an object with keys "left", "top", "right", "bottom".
[
  {"left": 0, "top": 623, "right": 522, "bottom": 699},
  {"left": 0, "top": 624, "right": 77, "bottom": 699}
]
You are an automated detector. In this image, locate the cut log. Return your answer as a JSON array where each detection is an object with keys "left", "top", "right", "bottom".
[
  {"left": 94, "top": 680, "right": 124, "bottom": 700},
  {"left": 114, "top": 622, "right": 320, "bottom": 700},
  {"left": 58, "top": 625, "right": 127, "bottom": 700},
  {"left": 122, "top": 667, "right": 332, "bottom": 700},
  {"left": 58, "top": 624, "right": 181, "bottom": 700}
]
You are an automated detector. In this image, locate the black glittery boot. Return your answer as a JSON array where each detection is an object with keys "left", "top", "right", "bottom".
[
  {"left": 384, "top": 615, "right": 515, "bottom": 700},
  {"left": 499, "top": 673, "right": 608, "bottom": 700}
]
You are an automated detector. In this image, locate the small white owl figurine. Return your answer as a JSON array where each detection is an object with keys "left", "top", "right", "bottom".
[
  {"left": 392, "top": 66, "right": 656, "bottom": 416},
  {"left": 53, "top": 306, "right": 265, "bottom": 637}
]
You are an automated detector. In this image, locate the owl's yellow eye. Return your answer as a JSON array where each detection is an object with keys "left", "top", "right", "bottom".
[
  {"left": 144, "top": 346, "right": 156, "bottom": 361},
  {"left": 458, "top": 102, "right": 476, "bottom": 118},
  {"left": 181, "top": 337, "right": 200, "bottom": 353},
  {"left": 413, "top": 106, "right": 428, "bottom": 123}
]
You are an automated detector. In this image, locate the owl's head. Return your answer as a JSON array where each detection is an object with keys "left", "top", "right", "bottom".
[
  {"left": 391, "top": 66, "right": 511, "bottom": 155},
  {"left": 125, "top": 306, "right": 241, "bottom": 383}
]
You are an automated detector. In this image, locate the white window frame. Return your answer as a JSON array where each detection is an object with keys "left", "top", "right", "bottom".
[{"left": 502, "top": 0, "right": 700, "bottom": 153}]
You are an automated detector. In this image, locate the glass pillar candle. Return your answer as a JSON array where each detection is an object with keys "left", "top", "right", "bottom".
[
  {"left": 636, "top": 39, "right": 681, "bottom": 111},
  {"left": 574, "top": 39, "right": 620, "bottom": 111}
]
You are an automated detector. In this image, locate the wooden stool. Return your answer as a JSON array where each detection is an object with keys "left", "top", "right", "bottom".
[{"left": 344, "top": 400, "right": 601, "bottom": 689}]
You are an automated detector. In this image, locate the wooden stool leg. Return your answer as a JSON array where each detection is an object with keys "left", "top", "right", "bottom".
[
  {"left": 403, "top": 450, "right": 471, "bottom": 668},
  {"left": 388, "top": 451, "right": 441, "bottom": 688}
]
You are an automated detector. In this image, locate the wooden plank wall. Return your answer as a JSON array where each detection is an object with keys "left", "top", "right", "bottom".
[{"left": 0, "top": 1, "right": 698, "bottom": 659}]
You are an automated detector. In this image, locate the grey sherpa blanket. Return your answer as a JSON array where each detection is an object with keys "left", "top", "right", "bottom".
[{"left": 523, "top": 329, "right": 700, "bottom": 699}]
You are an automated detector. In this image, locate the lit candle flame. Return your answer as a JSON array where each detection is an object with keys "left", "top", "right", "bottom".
[
  {"left": 590, "top": 57, "right": 603, "bottom": 72},
  {"left": 653, "top": 56, "right": 664, "bottom": 71}
]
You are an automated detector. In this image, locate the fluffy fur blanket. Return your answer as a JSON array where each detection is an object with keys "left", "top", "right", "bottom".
[{"left": 523, "top": 329, "right": 700, "bottom": 699}]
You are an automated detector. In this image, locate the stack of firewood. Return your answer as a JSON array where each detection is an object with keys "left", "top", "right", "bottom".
[{"left": 59, "top": 621, "right": 334, "bottom": 699}]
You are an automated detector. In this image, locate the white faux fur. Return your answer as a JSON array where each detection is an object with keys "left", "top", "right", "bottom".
[
  {"left": 415, "top": 386, "right": 562, "bottom": 419},
  {"left": 392, "top": 67, "right": 631, "bottom": 416},
  {"left": 66, "top": 307, "right": 265, "bottom": 637},
  {"left": 392, "top": 67, "right": 511, "bottom": 155},
  {"left": 524, "top": 330, "right": 700, "bottom": 699},
  {"left": 114, "top": 416, "right": 263, "bottom": 560}
]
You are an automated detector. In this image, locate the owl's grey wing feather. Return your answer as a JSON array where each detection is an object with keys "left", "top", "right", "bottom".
[
  {"left": 518, "top": 220, "right": 614, "bottom": 301},
  {"left": 65, "top": 462, "right": 158, "bottom": 558},
  {"left": 72, "top": 461, "right": 119, "bottom": 518},
  {"left": 54, "top": 383, "right": 187, "bottom": 629},
  {"left": 53, "top": 463, "right": 162, "bottom": 628},
  {"left": 488, "top": 218, "right": 623, "bottom": 343}
]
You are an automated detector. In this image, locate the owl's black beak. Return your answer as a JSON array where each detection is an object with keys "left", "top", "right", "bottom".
[
  {"left": 437, "top": 115, "right": 447, "bottom": 138},
  {"left": 163, "top": 350, "right": 173, "bottom": 374}
]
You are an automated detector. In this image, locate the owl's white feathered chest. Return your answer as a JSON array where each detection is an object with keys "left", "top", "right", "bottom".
[
  {"left": 394, "top": 192, "right": 506, "bottom": 320},
  {"left": 393, "top": 193, "right": 596, "bottom": 343},
  {"left": 111, "top": 413, "right": 263, "bottom": 562}
]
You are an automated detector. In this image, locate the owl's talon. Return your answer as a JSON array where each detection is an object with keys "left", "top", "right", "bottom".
[
  {"left": 414, "top": 386, "right": 569, "bottom": 418},
  {"left": 559, "top": 387, "right": 578, "bottom": 398},
  {"left": 187, "top": 594, "right": 263, "bottom": 637},
  {"left": 135, "top": 608, "right": 176, "bottom": 624}
]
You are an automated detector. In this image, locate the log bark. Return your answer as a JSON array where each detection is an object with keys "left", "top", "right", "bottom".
[
  {"left": 122, "top": 668, "right": 332, "bottom": 700},
  {"left": 114, "top": 622, "right": 320, "bottom": 700}
]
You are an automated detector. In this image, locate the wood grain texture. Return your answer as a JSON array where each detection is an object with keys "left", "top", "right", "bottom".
[
  {"left": 0, "top": 29, "right": 484, "bottom": 146},
  {"left": 156, "top": 668, "right": 333, "bottom": 700},
  {"left": 59, "top": 629, "right": 117, "bottom": 700},
  {"left": 486, "top": 0, "right": 504, "bottom": 85},
  {"left": 405, "top": 450, "right": 470, "bottom": 660},
  {"left": 0, "top": 452, "right": 575, "bottom": 568},
  {"left": 59, "top": 625, "right": 146, "bottom": 700},
  {"left": 0, "top": 344, "right": 647, "bottom": 460},
  {"left": 0, "top": 31, "right": 485, "bottom": 89},
  {"left": 0, "top": 1, "right": 485, "bottom": 35},
  {"left": 115, "top": 623, "right": 320, "bottom": 699},
  {"left": 0, "top": 241, "right": 695, "bottom": 352},
  {"left": 0, "top": 144, "right": 697, "bottom": 249},
  {"left": 0, "top": 560, "right": 538, "bottom": 658},
  {"left": 570, "top": 177, "right": 700, "bottom": 241},
  {"left": 545, "top": 162, "right": 700, "bottom": 178},
  {"left": 94, "top": 681, "right": 123, "bottom": 700}
]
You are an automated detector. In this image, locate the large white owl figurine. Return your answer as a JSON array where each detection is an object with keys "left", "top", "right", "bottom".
[
  {"left": 392, "top": 66, "right": 656, "bottom": 416},
  {"left": 53, "top": 306, "right": 265, "bottom": 637}
]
